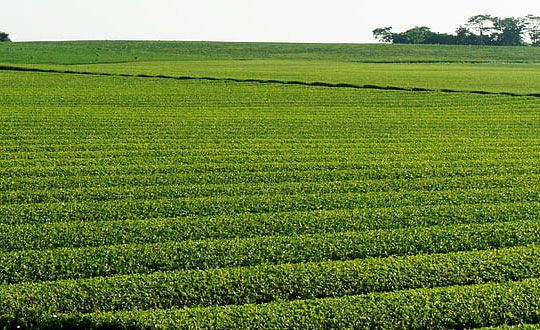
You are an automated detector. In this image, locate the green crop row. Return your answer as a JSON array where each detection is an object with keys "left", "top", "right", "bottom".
[
  {"left": 1, "top": 201, "right": 538, "bottom": 252},
  {"left": 1, "top": 146, "right": 538, "bottom": 166},
  {"left": 1, "top": 173, "right": 538, "bottom": 205},
  {"left": 0, "top": 244, "right": 538, "bottom": 320},
  {"left": 23, "top": 278, "right": 540, "bottom": 330},
  {"left": 0, "top": 141, "right": 537, "bottom": 158},
  {"left": 474, "top": 324, "right": 540, "bottom": 330},
  {"left": 1, "top": 157, "right": 538, "bottom": 179},
  {"left": 3, "top": 140, "right": 536, "bottom": 157},
  {"left": 2, "top": 163, "right": 539, "bottom": 194},
  {"left": 3, "top": 72, "right": 533, "bottom": 113},
  {"left": 1, "top": 137, "right": 536, "bottom": 153},
  {"left": 476, "top": 325, "right": 540, "bottom": 330},
  {"left": 1, "top": 220, "right": 538, "bottom": 284},
  {"left": 6, "top": 116, "right": 532, "bottom": 141},
  {"left": 1, "top": 186, "right": 539, "bottom": 224}
]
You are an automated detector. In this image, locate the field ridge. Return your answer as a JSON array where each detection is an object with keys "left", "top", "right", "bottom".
[{"left": 1, "top": 64, "right": 539, "bottom": 99}]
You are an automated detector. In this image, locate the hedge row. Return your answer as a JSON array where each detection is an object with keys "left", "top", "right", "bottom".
[
  {"left": 1, "top": 143, "right": 533, "bottom": 162},
  {"left": 1, "top": 244, "right": 539, "bottom": 319},
  {"left": 23, "top": 278, "right": 540, "bottom": 330},
  {"left": 1, "top": 186, "right": 539, "bottom": 224},
  {"left": 1, "top": 137, "right": 533, "bottom": 153},
  {"left": 1, "top": 153, "right": 536, "bottom": 179},
  {"left": 1, "top": 201, "right": 538, "bottom": 252},
  {"left": 1, "top": 162, "right": 537, "bottom": 193},
  {"left": 1, "top": 220, "right": 538, "bottom": 284},
  {"left": 476, "top": 324, "right": 540, "bottom": 329},
  {"left": 1, "top": 173, "right": 538, "bottom": 205},
  {"left": 1, "top": 157, "right": 536, "bottom": 180}
]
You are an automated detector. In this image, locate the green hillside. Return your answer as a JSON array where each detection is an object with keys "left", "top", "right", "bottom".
[
  {"left": 1, "top": 40, "right": 540, "bottom": 64},
  {"left": 9, "top": 60, "right": 538, "bottom": 94},
  {"left": 2, "top": 41, "right": 540, "bottom": 94},
  {"left": 1, "top": 41, "right": 540, "bottom": 329}
]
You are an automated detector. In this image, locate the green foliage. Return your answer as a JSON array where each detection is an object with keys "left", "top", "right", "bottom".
[
  {"left": 1, "top": 220, "right": 539, "bottom": 284},
  {"left": 34, "top": 278, "right": 540, "bottom": 329},
  {"left": 375, "top": 14, "right": 536, "bottom": 46},
  {"left": 525, "top": 15, "right": 540, "bottom": 46},
  {"left": 0, "top": 32, "right": 10, "bottom": 42},
  {"left": 1, "top": 245, "right": 539, "bottom": 324},
  {"left": 491, "top": 17, "right": 527, "bottom": 46},
  {"left": 372, "top": 27, "right": 393, "bottom": 43},
  {"left": 478, "top": 324, "right": 540, "bottom": 330},
  {"left": 1, "top": 43, "right": 540, "bottom": 329},
  {"left": 402, "top": 26, "right": 433, "bottom": 44},
  {"left": 1, "top": 201, "right": 539, "bottom": 251}
]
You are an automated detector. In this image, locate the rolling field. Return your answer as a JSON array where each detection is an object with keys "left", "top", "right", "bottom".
[
  {"left": 6, "top": 60, "right": 540, "bottom": 95},
  {"left": 2, "top": 40, "right": 540, "bottom": 64},
  {"left": 1, "top": 41, "right": 540, "bottom": 329}
]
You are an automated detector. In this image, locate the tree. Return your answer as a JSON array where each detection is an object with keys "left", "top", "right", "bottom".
[
  {"left": 525, "top": 14, "right": 540, "bottom": 46},
  {"left": 371, "top": 14, "right": 535, "bottom": 46},
  {"left": 491, "top": 17, "right": 526, "bottom": 46},
  {"left": 467, "top": 15, "right": 494, "bottom": 40},
  {"left": 465, "top": 15, "right": 496, "bottom": 45},
  {"left": 372, "top": 27, "right": 393, "bottom": 43},
  {"left": 0, "top": 32, "right": 11, "bottom": 42},
  {"left": 457, "top": 25, "right": 491, "bottom": 45},
  {"left": 402, "top": 26, "right": 432, "bottom": 44},
  {"left": 425, "top": 32, "right": 457, "bottom": 45},
  {"left": 455, "top": 26, "right": 469, "bottom": 43}
]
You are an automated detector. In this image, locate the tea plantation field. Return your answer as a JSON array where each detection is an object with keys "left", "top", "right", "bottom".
[{"left": 1, "top": 41, "right": 540, "bottom": 329}]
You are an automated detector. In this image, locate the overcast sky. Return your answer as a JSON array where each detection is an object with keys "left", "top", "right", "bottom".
[{"left": 2, "top": 0, "right": 540, "bottom": 43}]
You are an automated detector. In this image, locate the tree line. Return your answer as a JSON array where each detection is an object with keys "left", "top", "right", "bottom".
[{"left": 373, "top": 14, "right": 540, "bottom": 46}]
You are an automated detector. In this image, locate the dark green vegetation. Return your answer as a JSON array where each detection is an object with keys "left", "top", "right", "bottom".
[
  {"left": 1, "top": 41, "right": 540, "bottom": 329},
  {"left": 373, "top": 14, "right": 540, "bottom": 46},
  {"left": 0, "top": 32, "right": 10, "bottom": 42}
]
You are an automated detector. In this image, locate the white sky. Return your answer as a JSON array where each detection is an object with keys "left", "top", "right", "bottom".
[{"left": 2, "top": 0, "right": 540, "bottom": 43}]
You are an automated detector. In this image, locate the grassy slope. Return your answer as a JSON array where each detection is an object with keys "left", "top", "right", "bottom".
[
  {"left": 1, "top": 40, "right": 540, "bottom": 64},
  {"left": 2, "top": 41, "right": 540, "bottom": 94},
  {"left": 14, "top": 60, "right": 540, "bottom": 94}
]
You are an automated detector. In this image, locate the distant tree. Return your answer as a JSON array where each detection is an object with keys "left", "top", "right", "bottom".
[
  {"left": 466, "top": 15, "right": 494, "bottom": 43},
  {"left": 491, "top": 17, "right": 527, "bottom": 46},
  {"left": 455, "top": 26, "right": 475, "bottom": 45},
  {"left": 373, "top": 26, "right": 459, "bottom": 45},
  {"left": 402, "top": 26, "right": 432, "bottom": 44},
  {"left": 0, "top": 32, "right": 11, "bottom": 42},
  {"left": 372, "top": 14, "right": 535, "bottom": 46},
  {"left": 456, "top": 25, "right": 488, "bottom": 45},
  {"left": 525, "top": 14, "right": 540, "bottom": 46},
  {"left": 372, "top": 27, "right": 394, "bottom": 43},
  {"left": 424, "top": 32, "right": 457, "bottom": 45}
]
